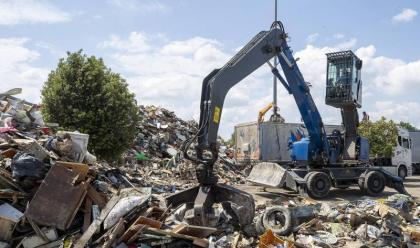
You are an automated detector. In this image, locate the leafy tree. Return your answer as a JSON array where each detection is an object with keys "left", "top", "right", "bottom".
[
  {"left": 359, "top": 117, "right": 398, "bottom": 157},
  {"left": 41, "top": 50, "right": 139, "bottom": 161},
  {"left": 228, "top": 132, "right": 236, "bottom": 147},
  {"left": 399, "top": 121, "right": 418, "bottom": 131}
]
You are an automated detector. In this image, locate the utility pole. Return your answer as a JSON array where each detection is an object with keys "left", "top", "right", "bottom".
[{"left": 272, "top": 0, "right": 279, "bottom": 118}]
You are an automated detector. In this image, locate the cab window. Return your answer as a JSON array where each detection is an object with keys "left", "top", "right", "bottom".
[{"left": 402, "top": 138, "right": 410, "bottom": 149}]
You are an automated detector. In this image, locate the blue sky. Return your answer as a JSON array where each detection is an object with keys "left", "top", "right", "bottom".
[{"left": 1, "top": 0, "right": 420, "bottom": 137}]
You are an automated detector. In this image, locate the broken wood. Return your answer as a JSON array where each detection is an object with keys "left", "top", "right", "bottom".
[
  {"left": 125, "top": 216, "right": 163, "bottom": 245},
  {"left": 26, "top": 165, "right": 89, "bottom": 230},
  {"left": 83, "top": 197, "right": 92, "bottom": 232},
  {"left": 120, "top": 206, "right": 163, "bottom": 243},
  {"left": 101, "top": 218, "right": 125, "bottom": 248},
  {"left": 145, "top": 227, "right": 209, "bottom": 248},
  {"left": 73, "top": 195, "right": 120, "bottom": 248},
  {"left": 172, "top": 223, "right": 217, "bottom": 238},
  {"left": 26, "top": 217, "right": 49, "bottom": 242},
  {"left": 1, "top": 148, "right": 17, "bottom": 158},
  {"left": 55, "top": 161, "right": 89, "bottom": 181},
  {"left": 87, "top": 185, "right": 107, "bottom": 209}
]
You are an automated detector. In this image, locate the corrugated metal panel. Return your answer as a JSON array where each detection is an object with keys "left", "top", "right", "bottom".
[
  {"left": 259, "top": 122, "right": 342, "bottom": 161},
  {"left": 234, "top": 122, "right": 259, "bottom": 162},
  {"left": 234, "top": 122, "right": 342, "bottom": 162}
]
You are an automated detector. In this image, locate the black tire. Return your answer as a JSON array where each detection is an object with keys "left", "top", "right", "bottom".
[
  {"left": 398, "top": 165, "right": 407, "bottom": 180},
  {"left": 358, "top": 176, "right": 366, "bottom": 193},
  {"left": 364, "top": 171, "right": 386, "bottom": 196},
  {"left": 261, "top": 206, "right": 293, "bottom": 236},
  {"left": 306, "top": 171, "right": 331, "bottom": 199},
  {"left": 255, "top": 215, "right": 265, "bottom": 235}
]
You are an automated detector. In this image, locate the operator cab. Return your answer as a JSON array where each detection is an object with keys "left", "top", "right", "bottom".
[
  {"left": 325, "top": 51, "right": 366, "bottom": 161},
  {"left": 325, "top": 50, "right": 362, "bottom": 108}
]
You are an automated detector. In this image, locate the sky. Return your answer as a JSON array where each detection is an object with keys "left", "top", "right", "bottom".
[{"left": 1, "top": 0, "right": 420, "bottom": 138}]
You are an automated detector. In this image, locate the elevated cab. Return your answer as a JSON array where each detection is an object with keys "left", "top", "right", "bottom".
[{"left": 325, "top": 50, "right": 362, "bottom": 108}]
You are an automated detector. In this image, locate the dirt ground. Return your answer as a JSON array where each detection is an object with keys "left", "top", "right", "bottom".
[{"left": 237, "top": 174, "right": 420, "bottom": 205}]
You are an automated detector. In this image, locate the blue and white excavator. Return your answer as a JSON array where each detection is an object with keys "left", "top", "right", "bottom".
[{"left": 167, "top": 21, "right": 407, "bottom": 227}]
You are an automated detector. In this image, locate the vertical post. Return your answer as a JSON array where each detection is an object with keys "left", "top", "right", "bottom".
[{"left": 272, "top": 0, "right": 278, "bottom": 116}]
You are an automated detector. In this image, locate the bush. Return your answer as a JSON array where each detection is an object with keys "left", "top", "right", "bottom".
[
  {"left": 359, "top": 117, "right": 398, "bottom": 157},
  {"left": 41, "top": 50, "right": 139, "bottom": 161}
]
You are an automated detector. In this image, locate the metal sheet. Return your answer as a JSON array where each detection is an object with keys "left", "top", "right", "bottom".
[
  {"left": 234, "top": 122, "right": 259, "bottom": 162},
  {"left": 409, "top": 131, "right": 420, "bottom": 163},
  {"left": 258, "top": 122, "right": 342, "bottom": 162},
  {"left": 26, "top": 164, "right": 88, "bottom": 230}
]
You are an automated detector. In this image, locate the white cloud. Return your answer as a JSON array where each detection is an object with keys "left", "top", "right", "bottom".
[
  {"left": 99, "top": 32, "right": 420, "bottom": 138},
  {"left": 99, "top": 32, "right": 152, "bottom": 53},
  {"left": 108, "top": 0, "right": 169, "bottom": 13},
  {"left": 0, "top": 0, "right": 70, "bottom": 25},
  {"left": 333, "top": 33, "right": 345, "bottom": 39},
  {"left": 354, "top": 45, "right": 420, "bottom": 95},
  {"left": 0, "top": 38, "right": 49, "bottom": 101},
  {"left": 334, "top": 38, "right": 357, "bottom": 50},
  {"left": 370, "top": 101, "right": 420, "bottom": 128},
  {"left": 392, "top": 8, "right": 417, "bottom": 23},
  {"left": 306, "top": 33, "right": 319, "bottom": 44}
]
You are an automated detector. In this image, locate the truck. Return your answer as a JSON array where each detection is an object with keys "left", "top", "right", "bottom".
[
  {"left": 235, "top": 123, "right": 413, "bottom": 179},
  {"left": 167, "top": 20, "right": 408, "bottom": 227}
]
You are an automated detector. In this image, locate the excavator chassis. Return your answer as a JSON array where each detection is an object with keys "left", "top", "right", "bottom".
[{"left": 248, "top": 162, "right": 408, "bottom": 199}]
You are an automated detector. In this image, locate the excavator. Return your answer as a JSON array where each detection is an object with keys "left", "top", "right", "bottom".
[
  {"left": 166, "top": 20, "right": 407, "bottom": 227},
  {"left": 257, "top": 102, "right": 284, "bottom": 124}
]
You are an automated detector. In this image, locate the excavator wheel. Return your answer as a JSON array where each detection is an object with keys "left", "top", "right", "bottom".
[
  {"left": 364, "top": 171, "right": 386, "bottom": 196},
  {"left": 358, "top": 177, "right": 366, "bottom": 194},
  {"left": 305, "top": 171, "right": 331, "bottom": 199}
]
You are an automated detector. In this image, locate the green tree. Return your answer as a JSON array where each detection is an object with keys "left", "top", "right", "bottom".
[
  {"left": 228, "top": 132, "right": 236, "bottom": 147},
  {"left": 41, "top": 50, "right": 139, "bottom": 161},
  {"left": 359, "top": 117, "right": 398, "bottom": 157},
  {"left": 399, "top": 121, "right": 418, "bottom": 131}
]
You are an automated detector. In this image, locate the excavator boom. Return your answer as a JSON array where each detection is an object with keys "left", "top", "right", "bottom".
[{"left": 193, "top": 22, "right": 329, "bottom": 167}]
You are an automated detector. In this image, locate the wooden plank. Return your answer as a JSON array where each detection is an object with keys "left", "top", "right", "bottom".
[
  {"left": 73, "top": 195, "right": 120, "bottom": 248},
  {"left": 87, "top": 185, "right": 107, "bottom": 209},
  {"left": 26, "top": 165, "right": 89, "bottom": 230},
  {"left": 1, "top": 148, "right": 17, "bottom": 158},
  {"left": 119, "top": 207, "right": 157, "bottom": 243},
  {"left": 0, "top": 169, "right": 26, "bottom": 192},
  {"left": 145, "top": 227, "right": 209, "bottom": 248},
  {"left": 83, "top": 197, "right": 92, "bottom": 232},
  {"left": 172, "top": 224, "right": 217, "bottom": 238},
  {"left": 101, "top": 218, "right": 125, "bottom": 248},
  {"left": 55, "top": 161, "right": 89, "bottom": 181}
]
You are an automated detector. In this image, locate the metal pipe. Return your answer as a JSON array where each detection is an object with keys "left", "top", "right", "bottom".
[{"left": 273, "top": 0, "right": 278, "bottom": 116}]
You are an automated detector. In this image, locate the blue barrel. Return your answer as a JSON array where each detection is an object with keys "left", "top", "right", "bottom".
[{"left": 290, "top": 138, "right": 309, "bottom": 161}]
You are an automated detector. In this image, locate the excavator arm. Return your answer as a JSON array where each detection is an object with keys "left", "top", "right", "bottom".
[
  {"left": 191, "top": 22, "right": 329, "bottom": 169},
  {"left": 258, "top": 102, "right": 273, "bottom": 123}
]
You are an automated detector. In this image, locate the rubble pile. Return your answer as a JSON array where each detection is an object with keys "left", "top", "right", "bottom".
[
  {"left": 253, "top": 194, "right": 420, "bottom": 247},
  {"left": 1, "top": 91, "right": 420, "bottom": 248},
  {"left": 0, "top": 93, "right": 249, "bottom": 247},
  {"left": 120, "top": 105, "right": 246, "bottom": 192}
]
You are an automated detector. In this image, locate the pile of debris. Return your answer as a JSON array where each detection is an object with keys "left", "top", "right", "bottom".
[
  {"left": 120, "top": 105, "right": 246, "bottom": 192},
  {"left": 253, "top": 194, "right": 420, "bottom": 247},
  {"left": 2, "top": 90, "right": 420, "bottom": 248},
  {"left": 0, "top": 92, "right": 248, "bottom": 247}
]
